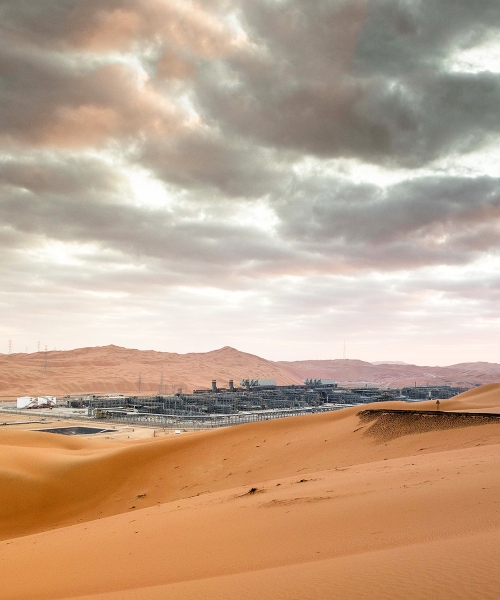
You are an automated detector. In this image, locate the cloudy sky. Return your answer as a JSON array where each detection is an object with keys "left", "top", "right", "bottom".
[{"left": 1, "top": 0, "right": 500, "bottom": 364}]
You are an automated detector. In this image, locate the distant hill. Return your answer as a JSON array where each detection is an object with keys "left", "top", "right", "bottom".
[
  {"left": 277, "top": 359, "right": 500, "bottom": 388},
  {"left": 0, "top": 345, "right": 499, "bottom": 397},
  {"left": 0, "top": 345, "right": 302, "bottom": 397}
]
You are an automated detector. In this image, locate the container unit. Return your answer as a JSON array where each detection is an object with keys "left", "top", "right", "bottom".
[
  {"left": 38, "top": 396, "right": 57, "bottom": 406},
  {"left": 17, "top": 396, "right": 37, "bottom": 409}
]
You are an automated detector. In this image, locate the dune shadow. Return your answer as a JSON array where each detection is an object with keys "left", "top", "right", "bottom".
[{"left": 358, "top": 410, "right": 500, "bottom": 443}]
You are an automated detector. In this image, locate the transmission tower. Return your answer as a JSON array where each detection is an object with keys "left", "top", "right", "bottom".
[
  {"left": 37, "top": 341, "right": 40, "bottom": 353},
  {"left": 8, "top": 339, "right": 12, "bottom": 354},
  {"left": 343, "top": 341, "right": 347, "bottom": 360},
  {"left": 138, "top": 373, "right": 142, "bottom": 394},
  {"left": 44, "top": 345, "right": 48, "bottom": 371},
  {"left": 159, "top": 368, "right": 163, "bottom": 395}
]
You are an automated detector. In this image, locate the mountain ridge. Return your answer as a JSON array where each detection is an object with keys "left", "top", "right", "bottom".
[{"left": 0, "top": 345, "right": 499, "bottom": 396}]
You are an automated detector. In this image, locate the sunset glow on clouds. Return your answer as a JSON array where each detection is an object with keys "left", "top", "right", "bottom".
[{"left": 1, "top": 0, "right": 500, "bottom": 364}]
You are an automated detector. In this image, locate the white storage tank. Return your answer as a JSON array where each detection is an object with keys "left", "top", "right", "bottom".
[{"left": 17, "top": 396, "right": 36, "bottom": 409}]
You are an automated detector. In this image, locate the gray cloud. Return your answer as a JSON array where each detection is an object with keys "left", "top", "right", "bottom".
[
  {"left": 2, "top": 153, "right": 500, "bottom": 284},
  {"left": 355, "top": 0, "right": 500, "bottom": 75},
  {"left": 280, "top": 175, "right": 500, "bottom": 242},
  {"left": 141, "top": 132, "right": 288, "bottom": 198},
  {"left": 194, "top": 10, "right": 500, "bottom": 165},
  {"left": 276, "top": 174, "right": 500, "bottom": 269},
  {"left": 0, "top": 0, "right": 236, "bottom": 53},
  {"left": 0, "top": 43, "right": 183, "bottom": 147},
  {"left": 0, "top": 155, "right": 294, "bottom": 288}
]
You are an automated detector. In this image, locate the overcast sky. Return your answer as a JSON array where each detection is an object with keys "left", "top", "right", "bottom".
[{"left": 1, "top": 0, "right": 500, "bottom": 364}]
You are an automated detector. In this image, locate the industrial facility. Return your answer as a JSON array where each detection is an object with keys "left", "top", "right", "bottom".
[
  {"left": 11, "top": 379, "right": 469, "bottom": 430},
  {"left": 52, "top": 380, "right": 468, "bottom": 427}
]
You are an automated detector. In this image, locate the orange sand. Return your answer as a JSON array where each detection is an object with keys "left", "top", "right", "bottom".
[{"left": 1, "top": 384, "right": 500, "bottom": 599}]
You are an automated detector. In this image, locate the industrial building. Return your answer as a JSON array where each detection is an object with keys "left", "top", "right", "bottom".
[
  {"left": 401, "top": 386, "right": 468, "bottom": 400},
  {"left": 16, "top": 396, "right": 56, "bottom": 409}
]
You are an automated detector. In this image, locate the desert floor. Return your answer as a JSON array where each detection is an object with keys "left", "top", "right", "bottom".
[{"left": 1, "top": 384, "right": 500, "bottom": 599}]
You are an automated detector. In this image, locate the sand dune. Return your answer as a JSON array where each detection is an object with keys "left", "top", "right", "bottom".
[{"left": 1, "top": 384, "right": 500, "bottom": 598}]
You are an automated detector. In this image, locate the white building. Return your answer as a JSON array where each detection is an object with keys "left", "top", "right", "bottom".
[
  {"left": 38, "top": 396, "right": 57, "bottom": 405},
  {"left": 16, "top": 396, "right": 37, "bottom": 409}
]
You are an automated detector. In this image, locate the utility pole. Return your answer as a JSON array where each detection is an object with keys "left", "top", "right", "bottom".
[
  {"left": 37, "top": 341, "right": 40, "bottom": 353},
  {"left": 138, "top": 373, "right": 142, "bottom": 394},
  {"left": 159, "top": 367, "right": 163, "bottom": 395},
  {"left": 343, "top": 341, "right": 346, "bottom": 360},
  {"left": 44, "top": 345, "right": 48, "bottom": 371},
  {"left": 8, "top": 340, "right": 12, "bottom": 354}
]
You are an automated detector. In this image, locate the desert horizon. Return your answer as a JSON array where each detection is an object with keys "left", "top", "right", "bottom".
[
  {"left": 0, "top": 344, "right": 302, "bottom": 397},
  {"left": 2, "top": 343, "right": 500, "bottom": 397}
]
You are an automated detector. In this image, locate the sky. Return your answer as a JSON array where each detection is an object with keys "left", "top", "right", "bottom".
[{"left": 1, "top": 0, "right": 500, "bottom": 365}]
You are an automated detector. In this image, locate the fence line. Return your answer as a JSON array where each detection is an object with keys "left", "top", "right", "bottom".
[{"left": 0, "top": 404, "right": 347, "bottom": 431}]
